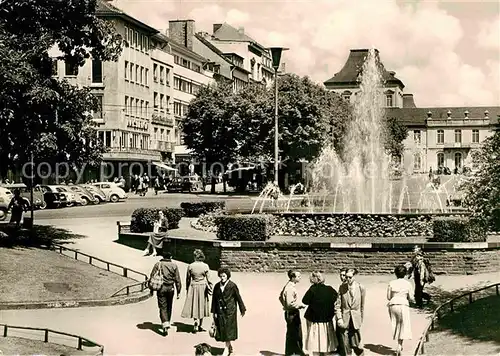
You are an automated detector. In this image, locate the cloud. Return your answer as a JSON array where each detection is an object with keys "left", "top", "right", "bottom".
[
  {"left": 477, "top": 14, "right": 500, "bottom": 50},
  {"left": 112, "top": 0, "right": 499, "bottom": 107},
  {"left": 111, "top": 0, "right": 176, "bottom": 30}
]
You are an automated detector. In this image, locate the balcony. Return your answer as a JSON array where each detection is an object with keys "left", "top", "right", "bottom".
[
  {"left": 152, "top": 111, "right": 174, "bottom": 126},
  {"left": 442, "top": 142, "right": 480, "bottom": 149},
  {"left": 156, "top": 141, "right": 174, "bottom": 152}
]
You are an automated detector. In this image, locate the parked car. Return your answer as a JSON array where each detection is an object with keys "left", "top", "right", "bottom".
[
  {"left": 66, "top": 185, "right": 97, "bottom": 205},
  {"left": 54, "top": 186, "right": 79, "bottom": 206},
  {"left": 80, "top": 184, "right": 107, "bottom": 203},
  {"left": 1, "top": 183, "right": 46, "bottom": 210},
  {"left": 92, "top": 182, "right": 127, "bottom": 203},
  {"left": 167, "top": 176, "right": 204, "bottom": 193},
  {"left": 37, "top": 185, "right": 68, "bottom": 208},
  {"left": 0, "top": 187, "right": 13, "bottom": 221}
]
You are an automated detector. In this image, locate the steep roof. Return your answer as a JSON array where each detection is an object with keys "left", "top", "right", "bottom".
[
  {"left": 195, "top": 33, "right": 251, "bottom": 74},
  {"left": 324, "top": 49, "right": 404, "bottom": 88},
  {"left": 96, "top": 0, "right": 158, "bottom": 34},
  {"left": 212, "top": 23, "right": 267, "bottom": 51},
  {"left": 386, "top": 106, "right": 500, "bottom": 127}
]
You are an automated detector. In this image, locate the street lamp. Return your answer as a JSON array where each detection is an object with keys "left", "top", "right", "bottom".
[{"left": 269, "top": 47, "right": 289, "bottom": 185}]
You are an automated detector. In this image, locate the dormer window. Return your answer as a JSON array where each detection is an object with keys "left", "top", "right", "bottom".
[
  {"left": 384, "top": 90, "right": 395, "bottom": 107},
  {"left": 342, "top": 90, "right": 352, "bottom": 102}
]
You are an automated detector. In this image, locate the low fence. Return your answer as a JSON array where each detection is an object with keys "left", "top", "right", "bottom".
[
  {"left": 414, "top": 282, "right": 500, "bottom": 355},
  {"left": 52, "top": 243, "right": 149, "bottom": 298},
  {"left": 1, "top": 323, "right": 103, "bottom": 355}
]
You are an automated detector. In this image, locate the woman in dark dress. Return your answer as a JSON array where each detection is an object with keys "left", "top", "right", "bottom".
[{"left": 211, "top": 267, "right": 246, "bottom": 355}]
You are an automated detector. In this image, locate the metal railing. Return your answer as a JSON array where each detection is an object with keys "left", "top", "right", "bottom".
[
  {"left": 414, "top": 282, "right": 500, "bottom": 355},
  {"left": 52, "top": 244, "right": 149, "bottom": 297},
  {"left": 1, "top": 323, "right": 104, "bottom": 355}
]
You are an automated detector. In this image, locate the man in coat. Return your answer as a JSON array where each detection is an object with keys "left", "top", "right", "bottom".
[{"left": 335, "top": 268, "right": 366, "bottom": 356}]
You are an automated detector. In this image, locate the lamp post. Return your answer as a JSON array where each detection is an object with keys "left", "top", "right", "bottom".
[{"left": 269, "top": 47, "right": 288, "bottom": 185}]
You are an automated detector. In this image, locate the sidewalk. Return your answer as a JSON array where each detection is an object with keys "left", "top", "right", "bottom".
[{"left": 2, "top": 217, "right": 499, "bottom": 355}]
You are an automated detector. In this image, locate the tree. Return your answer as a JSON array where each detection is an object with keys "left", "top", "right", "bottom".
[
  {"left": 0, "top": 0, "right": 123, "bottom": 180},
  {"left": 383, "top": 115, "right": 408, "bottom": 158},
  {"left": 462, "top": 131, "right": 500, "bottom": 230}
]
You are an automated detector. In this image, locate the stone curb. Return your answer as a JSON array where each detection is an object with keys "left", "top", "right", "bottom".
[
  {"left": 0, "top": 289, "right": 152, "bottom": 310},
  {"left": 118, "top": 232, "right": 500, "bottom": 251}
]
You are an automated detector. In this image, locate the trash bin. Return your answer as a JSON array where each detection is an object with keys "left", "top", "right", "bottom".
[{"left": 23, "top": 217, "right": 33, "bottom": 229}]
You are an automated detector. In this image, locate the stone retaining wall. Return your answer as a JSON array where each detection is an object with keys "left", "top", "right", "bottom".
[
  {"left": 272, "top": 212, "right": 469, "bottom": 238},
  {"left": 118, "top": 231, "right": 500, "bottom": 275}
]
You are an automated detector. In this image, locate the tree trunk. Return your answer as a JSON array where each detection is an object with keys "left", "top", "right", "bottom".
[{"left": 211, "top": 176, "right": 216, "bottom": 194}]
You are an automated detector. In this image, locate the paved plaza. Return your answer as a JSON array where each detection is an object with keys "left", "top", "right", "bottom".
[{"left": 2, "top": 215, "right": 499, "bottom": 355}]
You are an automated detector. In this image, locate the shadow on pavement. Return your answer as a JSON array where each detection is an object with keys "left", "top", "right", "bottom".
[
  {"left": 136, "top": 322, "right": 164, "bottom": 336},
  {"left": 0, "top": 224, "right": 85, "bottom": 248},
  {"left": 364, "top": 343, "right": 395, "bottom": 355},
  {"left": 172, "top": 321, "right": 194, "bottom": 334},
  {"left": 259, "top": 351, "right": 284, "bottom": 356}
]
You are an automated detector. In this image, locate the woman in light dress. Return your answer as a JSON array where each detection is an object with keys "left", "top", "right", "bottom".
[
  {"left": 143, "top": 211, "right": 168, "bottom": 256},
  {"left": 181, "top": 249, "right": 212, "bottom": 333},
  {"left": 387, "top": 264, "right": 414, "bottom": 356},
  {"left": 302, "top": 271, "right": 339, "bottom": 355}
]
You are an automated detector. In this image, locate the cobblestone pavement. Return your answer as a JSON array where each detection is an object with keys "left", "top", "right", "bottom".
[{"left": 1, "top": 217, "right": 499, "bottom": 355}]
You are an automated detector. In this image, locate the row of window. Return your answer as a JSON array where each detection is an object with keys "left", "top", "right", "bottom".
[
  {"left": 124, "top": 26, "right": 149, "bottom": 53},
  {"left": 153, "top": 127, "right": 171, "bottom": 142},
  {"left": 413, "top": 151, "right": 479, "bottom": 171},
  {"left": 173, "top": 76, "right": 201, "bottom": 95},
  {"left": 125, "top": 96, "right": 149, "bottom": 118},
  {"left": 173, "top": 101, "right": 189, "bottom": 117},
  {"left": 153, "top": 92, "right": 170, "bottom": 110},
  {"left": 413, "top": 129, "right": 480, "bottom": 144},
  {"left": 125, "top": 61, "right": 149, "bottom": 86},
  {"left": 98, "top": 130, "right": 150, "bottom": 150},
  {"left": 153, "top": 63, "right": 170, "bottom": 85},
  {"left": 174, "top": 54, "right": 201, "bottom": 73}
]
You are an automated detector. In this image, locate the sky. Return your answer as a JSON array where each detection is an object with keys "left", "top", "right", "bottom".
[{"left": 112, "top": 0, "right": 500, "bottom": 108}]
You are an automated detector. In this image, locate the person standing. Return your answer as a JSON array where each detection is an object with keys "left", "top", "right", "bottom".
[
  {"left": 144, "top": 211, "right": 168, "bottom": 256},
  {"left": 181, "top": 249, "right": 212, "bottom": 333},
  {"left": 335, "top": 268, "right": 366, "bottom": 356},
  {"left": 211, "top": 267, "right": 246, "bottom": 355},
  {"left": 8, "top": 189, "right": 28, "bottom": 228},
  {"left": 409, "top": 246, "right": 433, "bottom": 308},
  {"left": 387, "top": 265, "right": 413, "bottom": 356},
  {"left": 302, "top": 271, "right": 338, "bottom": 355},
  {"left": 149, "top": 250, "right": 182, "bottom": 335},
  {"left": 279, "top": 270, "right": 306, "bottom": 356},
  {"left": 336, "top": 268, "right": 348, "bottom": 356}
]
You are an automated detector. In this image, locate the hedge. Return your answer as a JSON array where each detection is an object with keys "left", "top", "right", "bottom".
[
  {"left": 180, "top": 201, "right": 226, "bottom": 218},
  {"left": 216, "top": 214, "right": 274, "bottom": 241},
  {"left": 130, "top": 208, "right": 184, "bottom": 233},
  {"left": 432, "top": 217, "right": 487, "bottom": 242}
]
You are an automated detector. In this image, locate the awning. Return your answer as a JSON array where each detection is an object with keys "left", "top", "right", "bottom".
[
  {"left": 152, "top": 162, "right": 177, "bottom": 171},
  {"left": 225, "top": 165, "right": 256, "bottom": 175}
]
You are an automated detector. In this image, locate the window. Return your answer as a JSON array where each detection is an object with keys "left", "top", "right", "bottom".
[
  {"left": 65, "top": 61, "right": 78, "bottom": 76},
  {"left": 174, "top": 55, "right": 181, "bottom": 65},
  {"left": 437, "top": 152, "right": 445, "bottom": 168},
  {"left": 128, "top": 96, "right": 133, "bottom": 114},
  {"left": 124, "top": 26, "right": 129, "bottom": 42},
  {"left": 129, "top": 63, "right": 133, "bottom": 82},
  {"left": 134, "top": 31, "right": 139, "bottom": 48},
  {"left": 51, "top": 59, "right": 58, "bottom": 76},
  {"left": 192, "top": 64, "right": 201, "bottom": 73},
  {"left": 160, "top": 94, "right": 164, "bottom": 109},
  {"left": 174, "top": 102, "right": 181, "bottom": 116},
  {"left": 472, "top": 129, "right": 479, "bottom": 143},
  {"left": 182, "top": 58, "right": 189, "bottom": 68},
  {"left": 91, "top": 59, "right": 103, "bottom": 83},
  {"left": 135, "top": 65, "right": 138, "bottom": 82},
  {"left": 165, "top": 68, "right": 170, "bottom": 85},
  {"left": 135, "top": 99, "right": 139, "bottom": 116},
  {"left": 125, "top": 61, "right": 128, "bottom": 80},
  {"left": 174, "top": 77, "right": 181, "bottom": 90},
  {"left": 413, "top": 130, "right": 421, "bottom": 144},
  {"left": 160, "top": 66, "right": 164, "bottom": 84},
  {"left": 437, "top": 130, "right": 444, "bottom": 144},
  {"left": 386, "top": 94, "right": 393, "bottom": 107},
  {"left": 454, "top": 152, "right": 462, "bottom": 168},
  {"left": 128, "top": 29, "right": 133, "bottom": 46},
  {"left": 140, "top": 100, "right": 144, "bottom": 117},
  {"left": 93, "top": 95, "right": 103, "bottom": 119},
  {"left": 105, "top": 131, "right": 111, "bottom": 148},
  {"left": 140, "top": 67, "right": 144, "bottom": 85},
  {"left": 153, "top": 63, "right": 158, "bottom": 82},
  {"left": 145, "top": 101, "right": 149, "bottom": 116},
  {"left": 454, "top": 129, "right": 462, "bottom": 143},
  {"left": 154, "top": 92, "right": 158, "bottom": 108},
  {"left": 145, "top": 69, "right": 149, "bottom": 86},
  {"left": 413, "top": 153, "right": 421, "bottom": 171},
  {"left": 125, "top": 96, "right": 129, "bottom": 114}
]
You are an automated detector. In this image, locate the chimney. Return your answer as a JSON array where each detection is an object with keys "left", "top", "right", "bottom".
[
  {"left": 402, "top": 94, "right": 416, "bottom": 108},
  {"left": 447, "top": 110, "right": 452, "bottom": 118},
  {"left": 427, "top": 111, "right": 432, "bottom": 118},
  {"left": 168, "top": 20, "right": 195, "bottom": 50},
  {"left": 213, "top": 23, "right": 222, "bottom": 34},
  {"left": 464, "top": 110, "right": 469, "bottom": 118},
  {"left": 238, "top": 26, "right": 245, "bottom": 35}
]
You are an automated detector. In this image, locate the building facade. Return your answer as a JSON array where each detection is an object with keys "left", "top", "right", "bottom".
[{"left": 325, "top": 49, "right": 500, "bottom": 174}]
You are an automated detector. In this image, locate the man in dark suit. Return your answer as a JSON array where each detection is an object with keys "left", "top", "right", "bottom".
[{"left": 335, "top": 268, "right": 365, "bottom": 356}]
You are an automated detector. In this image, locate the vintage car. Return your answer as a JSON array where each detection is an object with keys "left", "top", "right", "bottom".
[
  {"left": 91, "top": 182, "right": 127, "bottom": 203},
  {"left": 66, "top": 185, "right": 98, "bottom": 205},
  {"left": 1, "top": 183, "right": 46, "bottom": 210},
  {"left": 37, "top": 185, "right": 68, "bottom": 208},
  {"left": 0, "top": 187, "right": 13, "bottom": 221},
  {"left": 166, "top": 176, "right": 204, "bottom": 193},
  {"left": 80, "top": 184, "right": 107, "bottom": 203}
]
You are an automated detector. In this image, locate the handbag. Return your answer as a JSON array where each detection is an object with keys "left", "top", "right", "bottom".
[
  {"left": 209, "top": 321, "right": 217, "bottom": 338},
  {"left": 148, "top": 262, "right": 163, "bottom": 291}
]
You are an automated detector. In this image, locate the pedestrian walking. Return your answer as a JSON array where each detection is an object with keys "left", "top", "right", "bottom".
[
  {"left": 387, "top": 265, "right": 413, "bottom": 356},
  {"left": 302, "top": 271, "right": 339, "bottom": 355},
  {"left": 211, "top": 267, "right": 246, "bottom": 355},
  {"left": 408, "top": 246, "right": 434, "bottom": 308},
  {"left": 336, "top": 268, "right": 348, "bottom": 356},
  {"left": 181, "top": 249, "right": 212, "bottom": 333},
  {"left": 149, "top": 250, "right": 182, "bottom": 335},
  {"left": 335, "top": 268, "right": 366, "bottom": 356},
  {"left": 8, "top": 189, "right": 28, "bottom": 228},
  {"left": 279, "top": 269, "right": 306, "bottom": 356},
  {"left": 144, "top": 211, "right": 168, "bottom": 256}
]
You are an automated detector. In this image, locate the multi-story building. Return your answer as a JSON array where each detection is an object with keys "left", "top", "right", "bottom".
[
  {"left": 205, "top": 23, "right": 275, "bottom": 85},
  {"left": 324, "top": 48, "right": 500, "bottom": 174}
]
